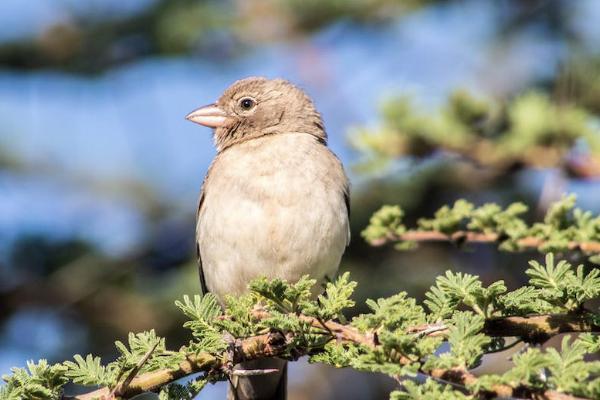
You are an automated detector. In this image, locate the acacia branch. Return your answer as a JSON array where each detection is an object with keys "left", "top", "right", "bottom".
[
  {"left": 408, "top": 312, "right": 600, "bottom": 343},
  {"left": 483, "top": 313, "right": 600, "bottom": 342},
  {"left": 452, "top": 141, "right": 600, "bottom": 180},
  {"left": 428, "top": 367, "right": 589, "bottom": 400},
  {"left": 65, "top": 312, "right": 599, "bottom": 400},
  {"left": 371, "top": 229, "right": 600, "bottom": 254},
  {"left": 67, "top": 331, "right": 289, "bottom": 400},
  {"left": 315, "top": 313, "right": 594, "bottom": 399}
]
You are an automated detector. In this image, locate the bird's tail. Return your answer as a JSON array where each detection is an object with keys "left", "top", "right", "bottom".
[{"left": 227, "top": 358, "right": 287, "bottom": 400}]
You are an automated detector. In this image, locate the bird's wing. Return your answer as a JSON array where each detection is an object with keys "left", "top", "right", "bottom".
[
  {"left": 344, "top": 180, "right": 351, "bottom": 247},
  {"left": 196, "top": 188, "right": 208, "bottom": 294},
  {"left": 196, "top": 158, "right": 220, "bottom": 295}
]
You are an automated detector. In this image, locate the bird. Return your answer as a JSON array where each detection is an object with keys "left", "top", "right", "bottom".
[{"left": 186, "top": 77, "right": 350, "bottom": 400}]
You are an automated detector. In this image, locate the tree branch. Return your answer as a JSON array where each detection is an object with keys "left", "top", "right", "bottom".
[
  {"left": 408, "top": 313, "right": 600, "bottom": 343},
  {"left": 371, "top": 229, "right": 600, "bottom": 254},
  {"left": 428, "top": 367, "right": 589, "bottom": 400},
  {"left": 438, "top": 141, "right": 600, "bottom": 180},
  {"left": 66, "top": 331, "right": 289, "bottom": 400},
  {"left": 64, "top": 312, "right": 599, "bottom": 400}
]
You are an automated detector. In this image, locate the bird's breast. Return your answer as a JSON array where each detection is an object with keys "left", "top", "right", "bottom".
[{"left": 197, "top": 134, "right": 349, "bottom": 300}]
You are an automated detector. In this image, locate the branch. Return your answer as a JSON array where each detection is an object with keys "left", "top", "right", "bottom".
[
  {"left": 483, "top": 313, "right": 600, "bottom": 342},
  {"left": 409, "top": 313, "right": 600, "bottom": 343},
  {"left": 67, "top": 331, "right": 288, "bottom": 400},
  {"left": 65, "top": 312, "right": 599, "bottom": 400},
  {"left": 352, "top": 90, "right": 600, "bottom": 179},
  {"left": 428, "top": 367, "right": 589, "bottom": 400},
  {"left": 362, "top": 195, "right": 600, "bottom": 264},
  {"left": 314, "top": 312, "right": 597, "bottom": 399},
  {"left": 371, "top": 229, "right": 600, "bottom": 254},
  {"left": 434, "top": 141, "right": 600, "bottom": 180}
]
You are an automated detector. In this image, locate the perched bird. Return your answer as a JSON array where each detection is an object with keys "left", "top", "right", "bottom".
[{"left": 186, "top": 77, "right": 350, "bottom": 400}]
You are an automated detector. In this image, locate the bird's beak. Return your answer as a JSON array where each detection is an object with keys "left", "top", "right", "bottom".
[{"left": 185, "top": 104, "right": 228, "bottom": 128}]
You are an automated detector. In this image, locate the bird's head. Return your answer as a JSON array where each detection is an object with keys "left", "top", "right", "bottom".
[{"left": 186, "top": 77, "right": 326, "bottom": 152}]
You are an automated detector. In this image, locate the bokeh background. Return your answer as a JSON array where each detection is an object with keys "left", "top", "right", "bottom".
[{"left": 1, "top": 0, "right": 600, "bottom": 398}]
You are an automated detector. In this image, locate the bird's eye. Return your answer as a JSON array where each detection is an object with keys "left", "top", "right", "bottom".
[{"left": 239, "top": 98, "right": 255, "bottom": 110}]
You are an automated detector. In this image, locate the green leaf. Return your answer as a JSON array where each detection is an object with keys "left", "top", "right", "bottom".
[
  {"left": 391, "top": 378, "right": 471, "bottom": 400},
  {"left": 526, "top": 253, "right": 572, "bottom": 291},
  {"left": 303, "top": 272, "right": 357, "bottom": 320},
  {"left": 418, "top": 200, "right": 474, "bottom": 233},
  {"left": 353, "top": 292, "right": 426, "bottom": 332},
  {"left": 361, "top": 205, "right": 406, "bottom": 244},
  {"left": 64, "top": 354, "right": 114, "bottom": 387},
  {"left": 543, "top": 194, "right": 577, "bottom": 228},
  {"left": 545, "top": 336, "right": 600, "bottom": 396},
  {"left": 1, "top": 360, "right": 68, "bottom": 400},
  {"left": 425, "top": 270, "right": 505, "bottom": 317},
  {"left": 175, "top": 294, "right": 226, "bottom": 353},
  {"left": 250, "top": 275, "right": 315, "bottom": 313},
  {"left": 502, "top": 347, "right": 551, "bottom": 389}
]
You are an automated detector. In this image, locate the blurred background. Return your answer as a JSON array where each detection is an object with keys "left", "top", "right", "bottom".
[{"left": 1, "top": 0, "right": 600, "bottom": 398}]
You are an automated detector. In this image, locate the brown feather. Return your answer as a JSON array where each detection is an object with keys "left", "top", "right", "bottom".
[{"left": 193, "top": 77, "right": 349, "bottom": 400}]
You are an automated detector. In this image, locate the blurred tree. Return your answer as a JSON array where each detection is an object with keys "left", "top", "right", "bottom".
[
  {"left": 351, "top": 89, "right": 600, "bottom": 178},
  {"left": 0, "top": 0, "right": 585, "bottom": 74}
]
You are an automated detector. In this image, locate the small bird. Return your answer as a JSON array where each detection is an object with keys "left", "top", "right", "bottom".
[{"left": 186, "top": 77, "right": 350, "bottom": 400}]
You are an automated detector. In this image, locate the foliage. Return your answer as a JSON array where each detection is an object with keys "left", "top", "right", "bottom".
[
  {"left": 2, "top": 254, "right": 600, "bottom": 400},
  {"left": 390, "top": 378, "right": 471, "bottom": 400},
  {"left": 0, "top": 361, "right": 68, "bottom": 400},
  {"left": 351, "top": 90, "right": 600, "bottom": 176},
  {"left": 0, "top": 0, "right": 442, "bottom": 73},
  {"left": 175, "top": 294, "right": 227, "bottom": 353},
  {"left": 63, "top": 355, "right": 114, "bottom": 387},
  {"left": 363, "top": 194, "right": 600, "bottom": 262}
]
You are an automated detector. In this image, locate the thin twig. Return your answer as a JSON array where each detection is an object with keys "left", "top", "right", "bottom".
[
  {"left": 484, "top": 338, "right": 523, "bottom": 355},
  {"left": 111, "top": 340, "right": 160, "bottom": 397},
  {"left": 232, "top": 368, "right": 279, "bottom": 377},
  {"left": 410, "top": 323, "right": 447, "bottom": 338}
]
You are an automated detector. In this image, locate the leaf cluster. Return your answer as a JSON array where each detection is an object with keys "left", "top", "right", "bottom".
[
  {"left": 0, "top": 360, "right": 68, "bottom": 400},
  {"left": 424, "top": 253, "right": 600, "bottom": 317},
  {"left": 362, "top": 194, "right": 600, "bottom": 262},
  {"left": 472, "top": 335, "right": 600, "bottom": 398},
  {"left": 351, "top": 90, "right": 600, "bottom": 175},
  {"left": 2, "top": 256, "right": 600, "bottom": 400}
]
